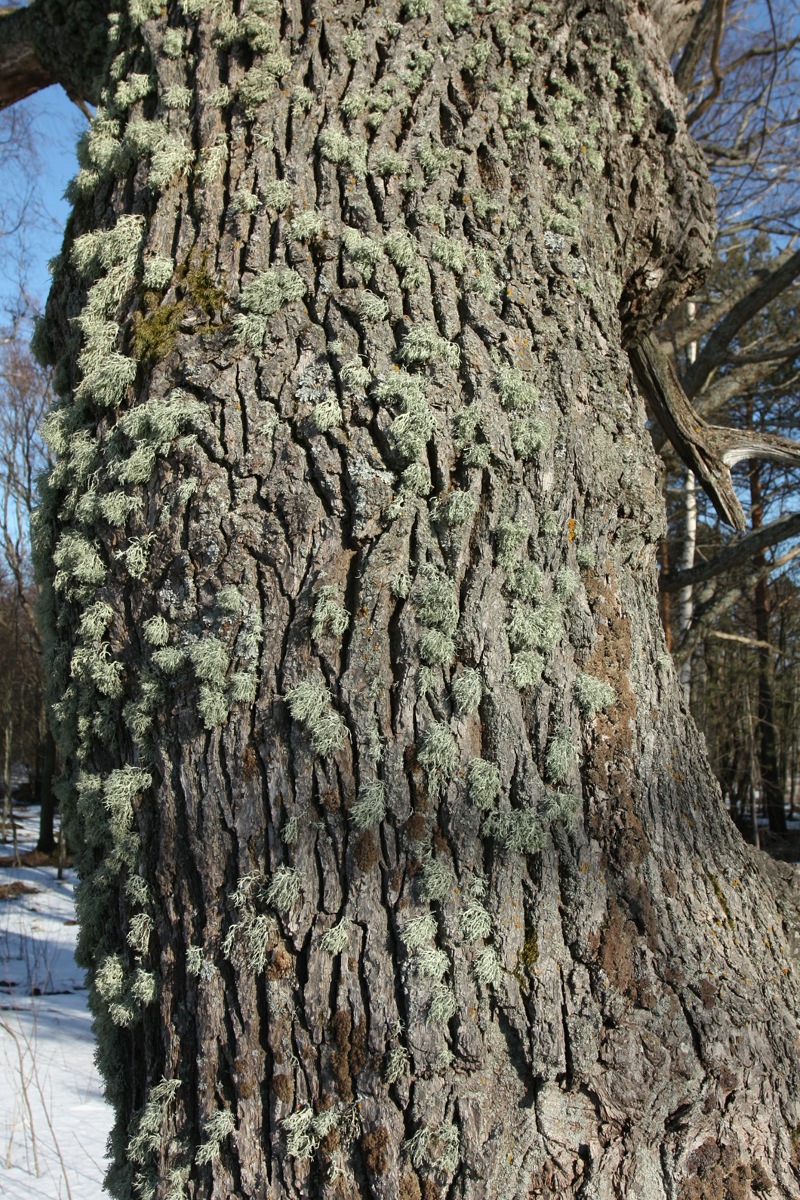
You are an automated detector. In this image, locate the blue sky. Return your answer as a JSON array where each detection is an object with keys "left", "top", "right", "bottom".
[{"left": 0, "top": 85, "right": 83, "bottom": 321}]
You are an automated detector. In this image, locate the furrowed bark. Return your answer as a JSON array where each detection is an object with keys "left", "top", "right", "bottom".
[{"left": 33, "top": 1, "right": 800, "bottom": 1199}]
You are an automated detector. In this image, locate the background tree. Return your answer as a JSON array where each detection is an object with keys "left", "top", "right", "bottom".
[
  {"left": 4, "top": 2, "right": 800, "bottom": 1199},
  {"left": 0, "top": 337, "right": 56, "bottom": 850},
  {"left": 653, "top": 0, "right": 800, "bottom": 831}
]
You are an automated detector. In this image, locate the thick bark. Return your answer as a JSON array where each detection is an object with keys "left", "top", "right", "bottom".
[{"left": 34, "top": 1, "right": 800, "bottom": 1199}]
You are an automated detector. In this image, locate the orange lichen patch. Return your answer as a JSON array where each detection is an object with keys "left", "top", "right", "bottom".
[
  {"left": 353, "top": 831, "right": 380, "bottom": 871},
  {"left": 407, "top": 812, "right": 427, "bottom": 841},
  {"left": 598, "top": 899, "right": 637, "bottom": 997},
  {"left": 399, "top": 1170, "right": 423, "bottom": 1200},
  {"left": 330, "top": 1008, "right": 353, "bottom": 1101},
  {"left": 678, "top": 1140, "right": 771, "bottom": 1200},
  {"left": 242, "top": 745, "right": 259, "bottom": 781},
  {"left": 266, "top": 942, "right": 293, "bottom": 980},
  {"left": 271, "top": 1072, "right": 294, "bottom": 1103},
  {"left": 322, "top": 788, "right": 341, "bottom": 812},
  {"left": 361, "top": 1125, "right": 391, "bottom": 1174},
  {"left": 582, "top": 568, "right": 648, "bottom": 870}
]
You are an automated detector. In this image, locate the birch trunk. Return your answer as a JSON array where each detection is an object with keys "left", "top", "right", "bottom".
[{"left": 32, "top": 1, "right": 800, "bottom": 1198}]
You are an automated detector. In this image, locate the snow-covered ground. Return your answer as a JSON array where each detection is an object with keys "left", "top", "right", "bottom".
[{"left": 0, "top": 804, "right": 112, "bottom": 1199}]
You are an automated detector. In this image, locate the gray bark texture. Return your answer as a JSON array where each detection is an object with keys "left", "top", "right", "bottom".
[{"left": 31, "top": 0, "right": 800, "bottom": 1198}]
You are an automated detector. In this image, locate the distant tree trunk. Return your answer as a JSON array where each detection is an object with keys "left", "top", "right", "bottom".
[
  {"left": 26, "top": 0, "right": 800, "bottom": 1198},
  {"left": 35, "top": 722, "right": 57, "bottom": 855},
  {"left": 749, "top": 462, "right": 786, "bottom": 833}
]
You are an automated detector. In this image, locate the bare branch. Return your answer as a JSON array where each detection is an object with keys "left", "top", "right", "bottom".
[
  {"left": 683, "top": 246, "right": 800, "bottom": 398},
  {"left": 660, "top": 510, "right": 800, "bottom": 592}
]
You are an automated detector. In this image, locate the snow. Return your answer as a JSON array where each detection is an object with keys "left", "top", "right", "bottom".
[{"left": 1, "top": 804, "right": 112, "bottom": 1199}]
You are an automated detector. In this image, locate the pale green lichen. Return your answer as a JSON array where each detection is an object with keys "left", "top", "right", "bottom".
[
  {"left": 350, "top": 780, "right": 386, "bottom": 830},
  {"left": 371, "top": 147, "right": 407, "bottom": 176},
  {"left": 452, "top": 668, "right": 482, "bottom": 715},
  {"left": 506, "top": 560, "right": 543, "bottom": 601},
  {"left": 510, "top": 415, "right": 549, "bottom": 458},
  {"left": 416, "top": 137, "right": 450, "bottom": 182},
  {"left": 312, "top": 585, "right": 350, "bottom": 640},
  {"left": 163, "top": 85, "right": 192, "bottom": 110},
  {"left": 148, "top": 140, "right": 194, "bottom": 189},
  {"left": 340, "top": 359, "right": 371, "bottom": 390},
  {"left": 391, "top": 571, "right": 412, "bottom": 599},
  {"left": 461, "top": 893, "right": 491, "bottom": 940},
  {"left": 428, "top": 982, "right": 457, "bottom": 1023},
  {"left": 340, "top": 89, "right": 368, "bottom": 119},
  {"left": 290, "top": 210, "right": 324, "bottom": 241},
  {"left": 419, "top": 628, "right": 455, "bottom": 667},
  {"left": 196, "top": 1109, "right": 236, "bottom": 1166},
  {"left": 384, "top": 1044, "right": 410, "bottom": 1084},
  {"left": 188, "top": 637, "right": 229, "bottom": 685},
  {"left": 436, "top": 490, "right": 477, "bottom": 527},
  {"left": 319, "top": 129, "right": 367, "bottom": 177},
  {"left": 467, "top": 758, "right": 501, "bottom": 809},
  {"left": 418, "top": 726, "right": 458, "bottom": 800},
  {"left": 444, "top": 0, "right": 472, "bottom": 29},
  {"left": 390, "top": 395, "right": 436, "bottom": 461},
  {"left": 496, "top": 365, "right": 537, "bottom": 411},
  {"left": 401, "top": 911, "right": 437, "bottom": 949},
  {"left": 285, "top": 680, "right": 348, "bottom": 756},
  {"left": 545, "top": 728, "right": 577, "bottom": 783},
  {"left": 186, "top": 946, "right": 204, "bottom": 976},
  {"left": 261, "top": 179, "right": 293, "bottom": 210},
  {"left": 343, "top": 29, "right": 365, "bottom": 60},
  {"left": 127, "top": 912, "right": 153, "bottom": 955},
  {"left": 574, "top": 672, "right": 615, "bottom": 714},
  {"left": 238, "top": 57, "right": 291, "bottom": 114},
  {"left": 114, "top": 72, "right": 153, "bottom": 109},
  {"left": 473, "top": 946, "right": 503, "bottom": 987},
  {"left": 142, "top": 254, "right": 174, "bottom": 289},
  {"left": 384, "top": 231, "right": 419, "bottom": 271},
  {"left": 359, "top": 291, "right": 390, "bottom": 322},
  {"left": 127, "top": 1079, "right": 181, "bottom": 1166},
  {"left": 283, "top": 1105, "right": 339, "bottom": 1161},
  {"left": 416, "top": 568, "right": 459, "bottom": 635},
  {"left": 483, "top": 808, "right": 546, "bottom": 854},
  {"left": 238, "top": 267, "right": 305, "bottom": 316},
  {"left": 290, "top": 85, "right": 314, "bottom": 113},
  {"left": 401, "top": 324, "right": 460, "bottom": 369},
  {"left": 416, "top": 946, "right": 449, "bottom": 980},
  {"left": 230, "top": 189, "right": 260, "bottom": 215},
  {"left": 509, "top": 650, "right": 544, "bottom": 690},
  {"left": 341, "top": 228, "right": 384, "bottom": 279},
  {"left": 264, "top": 866, "right": 301, "bottom": 911},
  {"left": 162, "top": 27, "right": 185, "bottom": 57},
  {"left": 320, "top": 917, "right": 352, "bottom": 954},
  {"left": 311, "top": 395, "right": 343, "bottom": 433},
  {"left": 418, "top": 855, "right": 455, "bottom": 903},
  {"left": 431, "top": 237, "right": 467, "bottom": 273}
]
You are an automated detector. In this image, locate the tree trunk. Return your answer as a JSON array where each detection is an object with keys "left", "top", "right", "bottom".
[
  {"left": 35, "top": 721, "right": 57, "bottom": 855},
  {"left": 32, "top": 1, "right": 800, "bottom": 1198}
]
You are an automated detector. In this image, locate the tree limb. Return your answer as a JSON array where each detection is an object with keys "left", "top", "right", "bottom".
[
  {"left": 631, "top": 334, "right": 745, "bottom": 528},
  {"left": 660, "top": 510, "right": 800, "bottom": 592},
  {"left": 0, "top": 5, "right": 54, "bottom": 109},
  {"left": 682, "top": 246, "right": 800, "bottom": 399},
  {"left": 0, "top": 1, "right": 110, "bottom": 114},
  {"left": 631, "top": 335, "right": 800, "bottom": 529},
  {"left": 674, "top": 0, "right": 726, "bottom": 94}
]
